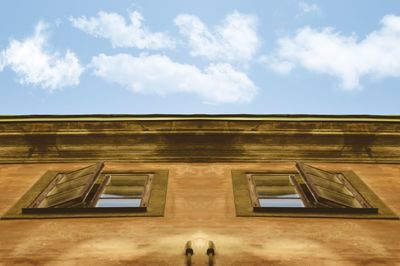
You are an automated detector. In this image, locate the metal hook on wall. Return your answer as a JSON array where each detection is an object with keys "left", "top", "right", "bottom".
[
  {"left": 185, "top": 240, "right": 194, "bottom": 266},
  {"left": 184, "top": 239, "right": 216, "bottom": 265},
  {"left": 207, "top": 240, "right": 216, "bottom": 266}
]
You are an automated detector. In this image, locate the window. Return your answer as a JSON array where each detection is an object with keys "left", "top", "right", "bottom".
[
  {"left": 248, "top": 173, "right": 305, "bottom": 208},
  {"left": 94, "top": 173, "right": 152, "bottom": 209},
  {"left": 247, "top": 162, "right": 376, "bottom": 214},
  {"left": 2, "top": 163, "right": 168, "bottom": 219},
  {"left": 232, "top": 162, "right": 398, "bottom": 219}
]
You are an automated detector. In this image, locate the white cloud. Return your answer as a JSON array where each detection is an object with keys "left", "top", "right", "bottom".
[
  {"left": 298, "top": 2, "right": 321, "bottom": 16},
  {"left": 259, "top": 55, "right": 294, "bottom": 75},
  {"left": 90, "top": 53, "right": 257, "bottom": 104},
  {"left": 0, "top": 51, "right": 5, "bottom": 71},
  {"left": 174, "top": 11, "right": 260, "bottom": 62},
  {"left": 70, "top": 10, "right": 175, "bottom": 49},
  {"left": 0, "top": 21, "right": 84, "bottom": 90},
  {"left": 265, "top": 15, "right": 400, "bottom": 89}
]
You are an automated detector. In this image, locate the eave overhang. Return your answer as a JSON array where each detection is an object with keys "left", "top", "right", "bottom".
[{"left": 1, "top": 114, "right": 399, "bottom": 163}]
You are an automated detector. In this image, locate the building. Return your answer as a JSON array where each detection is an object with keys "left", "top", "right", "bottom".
[{"left": 0, "top": 114, "right": 399, "bottom": 265}]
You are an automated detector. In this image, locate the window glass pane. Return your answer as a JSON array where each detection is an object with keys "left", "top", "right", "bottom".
[
  {"left": 259, "top": 198, "right": 305, "bottom": 208},
  {"left": 256, "top": 186, "right": 300, "bottom": 198},
  {"left": 108, "top": 175, "right": 148, "bottom": 186},
  {"left": 252, "top": 174, "right": 302, "bottom": 201},
  {"left": 101, "top": 186, "right": 144, "bottom": 198},
  {"left": 94, "top": 174, "right": 149, "bottom": 208},
  {"left": 96, "top": 198, "right": 141, "bottom": 208},
  {"left": 253, "top": 175, "right": 292, "bottom": 186}
]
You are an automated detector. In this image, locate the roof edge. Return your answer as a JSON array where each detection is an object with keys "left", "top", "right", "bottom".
[{"left": 1, "top": 114, "right": 400, "bottom": 123}]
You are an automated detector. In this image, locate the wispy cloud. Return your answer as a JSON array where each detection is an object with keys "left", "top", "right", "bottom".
[
  {"left": 70, "top": 10, "right": 175, "bottom": 49},
  {"left": 174, "top": 11, "right": 260, "bottom": 62},
  {"left": 0, "top": 51, "right": 5, "bottom": 72},
  {"left": 90, "top": 53, "right": 257, "bottom": 104},
  {"left": 0, "top": 21, "right": 84, "bottom": 90},
  {"left": 263, "top": 15, "right": 400, "bottom": 89},
  {"left": 298, "top": 2, "right": 321, "bottom": 16},
  {"left": 259, "top": 55, "right": 294, "bottom": 75}
]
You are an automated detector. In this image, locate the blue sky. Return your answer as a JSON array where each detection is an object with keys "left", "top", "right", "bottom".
[{"left": 0, "top": 0, "right": 399, "bottom": 114}]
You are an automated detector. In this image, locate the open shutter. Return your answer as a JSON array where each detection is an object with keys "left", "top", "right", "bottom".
[
  {"left": 296, "top": 162, "right": 368, "bottom": 208},
  {"left": 30, "top": 162, "right": 104, "bottom": 208}
]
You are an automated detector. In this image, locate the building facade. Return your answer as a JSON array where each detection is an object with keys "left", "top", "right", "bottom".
[{"left": 0, "top": 115, "right": 399, "bottom": 265}]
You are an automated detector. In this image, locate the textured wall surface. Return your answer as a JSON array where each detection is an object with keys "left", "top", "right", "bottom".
[{"left": 1, "top": 162, "right": 399, "bottom": 265}]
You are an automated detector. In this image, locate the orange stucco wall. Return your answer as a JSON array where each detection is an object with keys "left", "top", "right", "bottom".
[{"left": 0, "top": 162, "right": 399, "bottom": 265}]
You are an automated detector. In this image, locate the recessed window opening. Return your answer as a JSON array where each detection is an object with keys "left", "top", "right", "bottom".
[
  {"left": 95, "top": 174, "right": 153, "bottom": 208},
  {"left": 22, "top": 163, "right": 154, "bottom": 214},
  {"left": 252, "top": 174, "right": 304, "bottom": 208},
  {"left": 247, "top": 162, "right": 378, "bottom": 214}
]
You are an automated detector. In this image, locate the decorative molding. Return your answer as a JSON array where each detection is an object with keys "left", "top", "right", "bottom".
[{"left": 1, "top": 115, "right": 400, "bottom": 163}]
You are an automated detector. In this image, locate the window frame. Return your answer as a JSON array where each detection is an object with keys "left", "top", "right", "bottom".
[
  {"left": 1, "top": 166, "right": 168, "bottom": 219},
  {"left": 231, "top": 166, "right": 399, "bottom": 219},
  {"left": 91, "top": 173, "right": 154, "bottom": 209},
  {"left": 22, "top": 171, "right": 154, "bottom": 214},
  {"left": 246, "top": 171, "right": 378, "bottom": 214}
]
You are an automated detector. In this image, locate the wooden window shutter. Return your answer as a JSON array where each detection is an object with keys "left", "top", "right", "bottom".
[
  {"left": 29, "top": 162, "right": 104, "bottom": 208},
  {"left": 295, "top": 162, "right": 368, "bottom": 208}
]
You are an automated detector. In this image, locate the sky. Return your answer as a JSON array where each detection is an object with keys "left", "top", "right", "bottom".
[{"left": 0, "top": 0, "right": 399, "bottom": 115}]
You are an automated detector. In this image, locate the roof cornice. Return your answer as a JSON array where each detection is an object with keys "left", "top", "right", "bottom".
[{"left": 1, "top": 114, "right": 400, "bottom": 123}]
